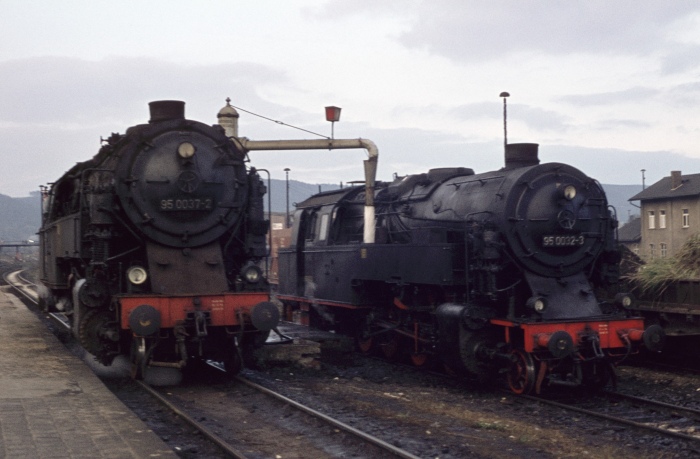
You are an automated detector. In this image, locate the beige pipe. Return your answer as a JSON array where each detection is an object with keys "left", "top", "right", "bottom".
[{"left": 233, "top": 137, "right": 379, "bottom": 244}]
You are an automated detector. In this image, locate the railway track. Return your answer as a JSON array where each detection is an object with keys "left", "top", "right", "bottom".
[
  {"left": 143, "top": 373, "right": 422, "bottom": 459},
  {"left": 4, "top": 269, "right": 420, "bottom": 458},
  {"left": 236, "top": 374, "right": 420, "bottom": 458},
  {"left": 371, "top": 349, "right": 700, "bottom": 446},
  {"left": 2, "top": 270, "right": 234, "bottom": 457},
  {"left": 6, "top": 268, "right": 700, "bottom": 457},
  {"left": 524, "top": 390, "right": 700, "bottom": 444},
  {"left": 3, "top": 269, "right": 38, "bottom": 303},
  {"left": 134, "top": 379, "right": 248, "bottom": 458}
]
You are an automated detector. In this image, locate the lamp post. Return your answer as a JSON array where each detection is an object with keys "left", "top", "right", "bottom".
[
  {"left": 499, "top": 92, "right": 510, "bottom": 153},
  {"left": 284, "top": 168, "right": 291, "bottom": 228},
  {"left": 325, "top": 106, "right": 341, "bottom": 140},
  {"left": 641, "top": 169, "right": 646, "bottom": 190}
]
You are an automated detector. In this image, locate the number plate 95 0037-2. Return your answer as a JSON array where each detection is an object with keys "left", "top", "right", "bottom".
[
  {"left": 160, "top": 198, "right": 214, "bottom": 211},
  {"left": 542, "top": 235, "right": 585, "bottom": 247}
]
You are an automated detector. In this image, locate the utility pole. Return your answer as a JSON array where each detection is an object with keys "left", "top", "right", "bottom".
[{"left": 284, "top": 168, "right": 291, "bottom": 228}]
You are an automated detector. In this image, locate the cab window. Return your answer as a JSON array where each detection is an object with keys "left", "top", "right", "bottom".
[
  {"left": 304, "top": 211, "right": 318, "bottom": 241},
  {"left": 318, "top": 214, "right": 329, "bottom": 241}
]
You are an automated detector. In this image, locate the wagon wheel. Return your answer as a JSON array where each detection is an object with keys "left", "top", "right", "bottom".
[
  {"left": 507, "top": 349, "right": 536, "bottom": 395},
  {"left": 379, "top": 332, "right": 399, "bottom": 359}
]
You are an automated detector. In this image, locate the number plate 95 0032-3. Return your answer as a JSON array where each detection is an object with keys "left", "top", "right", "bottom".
[{"left": 542, "top": 235, "right": 585, "bottom": 247}]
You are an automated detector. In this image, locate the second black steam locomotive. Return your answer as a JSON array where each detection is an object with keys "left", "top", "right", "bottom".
[
  {"left": 278, "top": 143, "right": 665, "bottom": 393},
  {"left": 39, "top": 100, "right": 278, "bottom": 378}
]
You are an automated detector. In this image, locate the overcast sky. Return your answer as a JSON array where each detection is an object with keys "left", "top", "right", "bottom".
[{"left": 2, "top": 0, "right": 700, "bottom": 197}]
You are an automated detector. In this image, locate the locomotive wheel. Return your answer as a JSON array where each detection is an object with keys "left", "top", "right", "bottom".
[
  {"left": 357, "top": 335, "right": 373, "bottom": 354},
  {"left": 507, "top": 349, "right": 536, "bottom": 395},
  {"left": 130, "top": 336, "right": 149, "bottom": 380},
  {"left": 38, "top": 293, "right": 55, "bottom": 313},
  {"left": 78, "top": 309, "right": 118, "bottom": 364},
  {"left": 252, "top": 330, "right": 271, "bottom": 347},
  {"left": 443, "top": 363, "right": 458, "bottom": 376},
  {"left": 78, "top": 279, "right": 110, "bottom": 309},
  {"left": 379, "top": 332, "right": 399, "bottom": 359},
  {"left": 240, "top": 336, "right": 259, "bottom": 368},
  {"left": 459, "top": 329, "right": 498, "bottom": 383},
  {"left": 582, "top": 361, "right": 613, "bottom": 392},
  {"left": 356, "top": 321, "right": 374, "bottom": 354},
  {"left": 411, "top": 352, "right": 429, "bottom": 367},
  {"left": 223, "top": 344, "right": 243, "bottom": 376}
]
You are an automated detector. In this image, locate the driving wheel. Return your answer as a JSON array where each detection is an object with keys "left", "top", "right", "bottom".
[{"left": 507, "top": 349, "right": 536, "bottom": 394}]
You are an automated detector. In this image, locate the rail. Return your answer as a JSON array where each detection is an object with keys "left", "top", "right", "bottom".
[{"left": 521, "top": 391, "right": 700, "bottom": 443}]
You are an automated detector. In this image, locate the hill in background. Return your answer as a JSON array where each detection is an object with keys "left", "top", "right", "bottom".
[
  {"left": 0, "top": 182, "right": 642, "bottom": 242},
  {"left": 0, "top": 192, "right": 40, "bottom": 242},
  {"left": 266, "top": 179, "right": 339, "bottom": 214},
  {"left": 602, "top": 184, "right": 643, "bottom": 225}
]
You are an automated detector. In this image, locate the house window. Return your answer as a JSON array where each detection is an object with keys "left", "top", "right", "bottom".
[
  {"left": 661, "top": 243, "right": 667, "bottom": 258},
  {"left": 648, "top": 211, "right": 655, "bottom": 229},
  {"left": 649, "top": 243, "right": 655, "bottom": 259},
  {"left": 683, "top": 209, "right": 690, "bottom": 228},
  {"left": 659, "top": 210, "right": 666, "bottom": 229}
]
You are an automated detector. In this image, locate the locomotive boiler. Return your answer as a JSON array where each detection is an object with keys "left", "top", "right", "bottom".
[
  {"left": 39, "top": 100, "right": 278, "bottom": 378},
  {"left": 277, "top": 143, "right": 665, "bottom": 393}
]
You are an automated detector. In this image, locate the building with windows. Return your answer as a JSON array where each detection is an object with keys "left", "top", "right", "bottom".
[
  {"left": 268, "top": 212, "right": 292, "bottom": 284},
  {"left": 617, "top": 215, "right": 641, "bottom": 255},
  {"left": 629, "top": 170, "right": 700, "bottom": 260}
]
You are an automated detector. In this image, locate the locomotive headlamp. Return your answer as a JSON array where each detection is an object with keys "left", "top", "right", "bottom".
[
  {"left": 615, "top": 293, "right": 633, "bottom": 309},
  {"left": 127, "top": 266, "right": 148, "bottom": 285},
  {"left": 177, "top": 142, "right": 196, "bottom": 158},
  {"left": 526, "top": 296, "right": 547, "bottom": 313},
  {"left": 243, "top": 265, "right": 262, "bottom": 284},
  {"left": 563, "top": 185, "right": 577, "bottom": 200}
]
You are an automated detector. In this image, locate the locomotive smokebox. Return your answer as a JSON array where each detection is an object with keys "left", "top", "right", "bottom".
[
  {"left": 504, "top": 143, "right": 539, "bottom": 169},
  {"left": 149, "top": 100, "right": 185, "bottom": 123}
]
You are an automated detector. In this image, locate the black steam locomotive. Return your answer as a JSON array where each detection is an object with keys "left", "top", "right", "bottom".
[
  {"left": 39, "top": 100, "right": 278, "bottom": 377},
  {"left": 278, "top": 143, "right": 665, "bottom": 393}
]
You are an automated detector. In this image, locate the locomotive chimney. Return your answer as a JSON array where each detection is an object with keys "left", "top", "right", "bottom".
[
  {"left": 504, "top": 143, "right": 540, "bottom": 169},
  {"left": 149, "top": 100, "right": 185, "bottom": 123}
]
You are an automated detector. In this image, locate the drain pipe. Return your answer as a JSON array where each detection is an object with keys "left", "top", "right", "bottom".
[{"left": 233, "top": 138, "right": 378, "bottom": 244}]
